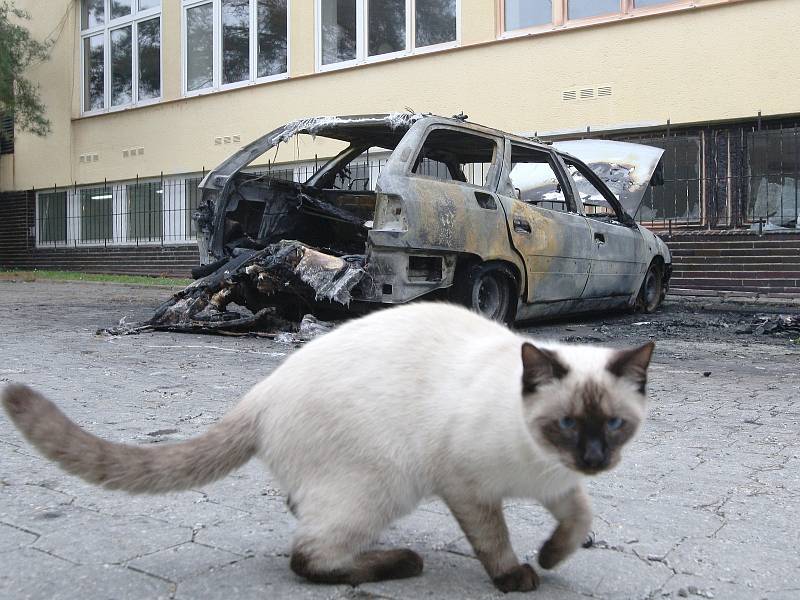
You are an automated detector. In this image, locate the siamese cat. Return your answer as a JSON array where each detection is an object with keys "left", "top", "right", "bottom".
[{"left": 2, "top": 302, "right": 653, "bottom": 593}]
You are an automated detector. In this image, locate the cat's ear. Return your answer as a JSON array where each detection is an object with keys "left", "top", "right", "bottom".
[
  {"left": 607, "top": 342, "right": 655, "bottom": 394},
  {"left": 521, "top": 343, "right": 569, "bottom": 394}
]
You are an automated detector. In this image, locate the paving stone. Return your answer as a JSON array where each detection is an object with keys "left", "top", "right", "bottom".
[
  {"left": 0, "top": 522, "right": 39, "bottom": 553},
  {"left": 193, "top": 507, "right": 295, "bottom": 557},
  {"left": 34, "top": 510, "right": 191, "bottom": 565},
  {"left": 174, "top": 554, "right": 349, "bottom": 600},
  {"left": 361, "top": 550, "right": 593, "bottom": 599},
  {"left": 0, "top": 548, "right": 171, "bottom": 600},
  {"left": 127, "top": 541, "right": 243, "bottom": 582}
]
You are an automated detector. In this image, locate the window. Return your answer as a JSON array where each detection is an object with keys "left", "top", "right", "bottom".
[
  {"left": 222, "top": 0, "right": 251, "bottom": 84},
  {"left": 37, "top": 192, "right": 68, "bottom": 244},
  {"left": 368, "top": 0, "right": 406, "bottom": 57},
  {"left": 127, "top": 181, "right": 164, "bottom": 241},
  {"left": 182, "top": 0, "right": 289, "bottom": 94},
  {"left": 79, "top": 187, "right": 114, "bottom": 242},
  {"left": 258, "top": 0, "right": 290, "bottom": 77},
  {"left": 564, "top": 160, "right": 623, "bottom": 221},
  {"left": 320, "top": 0, "right": 358, "bottom": 65},
  {"left": 80, "top": 1, "right": 161, "bottom": 113},
  {"left": 412, "top": 128, "right": 498, "bottom": 189},
  {"left": 568, "top": 0, "right": 620, "bottom": 20},
  {"left": 415, "top": 0, "right": 457, "bottom": 47},
  {"left": 186, "top": 3, "right": 214, "bottom": 91},
  {"left": 185, "top": 177, "right": 203, "bottom": 237},
  {"left": 624, "top": 135, "right": 701, "bottom": 224},
  {"left": 501, "top": 1, "right": 691, "bottom": 35},
  {"left": 508, "top": 144, "right": 570, "bottom": 213},
  {"left": 317, "top": 0, "right": 459, "bottom": 70},
  {"left": 747, "top": 130, "right": 799, "bottom": 227},
  {"left": 504, "top": 1, "right": 552, "bottom": 31}
]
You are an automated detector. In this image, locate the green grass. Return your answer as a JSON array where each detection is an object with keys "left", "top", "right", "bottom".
[{"left": 0, "top": 270, "right": 192, "bottom": 287}]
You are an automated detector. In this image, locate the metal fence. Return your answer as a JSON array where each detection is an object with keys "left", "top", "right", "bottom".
[
  {"left": 35, "top": 176, "right": 205, "bottom": 247},
  {"left": 32, "top": 123, "right": 800, "bottom": 246},
  {"left": 32, "top": 159, "right": 392, "bottom": 249},
  {"left": 612, "top": 123, "right": 800, "bottom": 231}
]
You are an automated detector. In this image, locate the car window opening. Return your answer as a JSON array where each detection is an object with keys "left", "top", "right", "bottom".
[
  {"left": 508, "top": 144, "right": 571, "bottom": 213},
  {"left": 412, "top": 128, "right": 497, "bottom": 188},
  {"left": 220, "top": 136, "right": 396, "bottom": 259}
]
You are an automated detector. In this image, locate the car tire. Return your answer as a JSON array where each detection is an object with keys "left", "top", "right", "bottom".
[
  {"left": 638, "top": 262, "right": 664, "bottom": 313},
  {"left": 453, "top": 263, "right": 515, "bottom": 324}
]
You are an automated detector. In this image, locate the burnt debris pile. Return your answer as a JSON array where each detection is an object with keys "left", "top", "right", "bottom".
[
  {"left": 104, "top": 240, "right": 365, "bottom": 337},
  {"left": 735, "top": 314, "right": 800, "bottom": 337}
]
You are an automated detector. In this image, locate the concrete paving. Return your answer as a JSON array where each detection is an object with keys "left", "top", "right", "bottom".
[{"left": 1, "top": 281, "right": 798, "bottom": 600}]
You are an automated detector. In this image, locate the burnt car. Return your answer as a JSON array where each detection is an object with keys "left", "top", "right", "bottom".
[{"left": 166, "top": 113, "right": 670, "bottom": 330}]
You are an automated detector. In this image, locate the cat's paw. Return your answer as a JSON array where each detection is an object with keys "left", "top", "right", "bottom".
[
  {"left": 538, "top": 538, "right": 569, "bottom": 570},
  {"left": 492, "top": 563, "right": 539, "bottom": 593}
]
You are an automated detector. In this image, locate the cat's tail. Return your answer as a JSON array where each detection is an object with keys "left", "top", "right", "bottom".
[{"left": 2, "top": 383, "right": 259, "bottom": 494}]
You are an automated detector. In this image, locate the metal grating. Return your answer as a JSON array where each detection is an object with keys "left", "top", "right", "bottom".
[{"left": 0, "top": 114, "right": 13, "bottom": 155}]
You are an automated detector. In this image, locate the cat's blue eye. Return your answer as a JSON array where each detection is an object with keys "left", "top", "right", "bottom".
[
  {"left": 607, "top": 417, "right": 624, "bottom": 431},
  {"left": 558, "top": 417, "right": 576, "bottom": 430}
]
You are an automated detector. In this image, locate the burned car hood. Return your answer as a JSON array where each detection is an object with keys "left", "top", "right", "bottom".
[{"left": 553, "top": 140, "right": 665, "bottom": 217}]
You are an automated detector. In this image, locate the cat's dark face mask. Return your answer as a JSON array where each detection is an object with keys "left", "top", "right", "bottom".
[
  {"left": 521, "top": 341, "right": 654, "bottom": 475},
  {"left": 538, "top": 407, "right": 640, "bottom": 475}
]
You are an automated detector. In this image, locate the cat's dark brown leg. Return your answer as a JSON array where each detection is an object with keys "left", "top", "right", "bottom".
[
  {"left": 538, "top": 484, "right": 592, "bottom": 569},
  {"left": 290, "top": 546, "right": 423, "bottom": 584},
  {"left": 289, "top": 498, "right": 423, "bottom": 585},
  {"left": 445, "top": 497, "right": 539, "bottom": 593}
]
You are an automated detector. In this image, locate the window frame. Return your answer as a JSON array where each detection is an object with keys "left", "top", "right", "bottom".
[
  {"left": 181, "top": 0, "right": 291, "bottom": 98},
  {"left": 497, "top": 0, "right": 729, "bottom": 39},
  {"left": 507, "top": 142, "right": 580, "bottom": 215},
  {"left": 79, "top": 0, "right": 163, "bottom": 115},
  {"left": 315, "top": 0, "right": 461, "bottom": 73},
  {"left": 561, "top": 155, "right": 635, "bottom": 226},
  {"left": 406, "top": 124, "right": 503, "bottom": 192}
]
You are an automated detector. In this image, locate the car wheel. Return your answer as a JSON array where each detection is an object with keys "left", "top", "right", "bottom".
[
  {"left": 455, "top": 263, "right": 515, "bottom": 323},
  {"left": 639, "top": 262, "right": 663, "bottom": 313}
]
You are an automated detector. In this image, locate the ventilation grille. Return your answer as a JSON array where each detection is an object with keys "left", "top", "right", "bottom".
[
  {"left": 562, "top": 86, "right": 613, "bottom": 101},
  {"left": 0, "top": 114, "right": 13, "bottom": 155}
]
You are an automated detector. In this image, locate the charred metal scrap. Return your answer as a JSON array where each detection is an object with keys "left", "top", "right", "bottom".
[{"left": 132, "top": 241, "right": 365, "bottom": 334}]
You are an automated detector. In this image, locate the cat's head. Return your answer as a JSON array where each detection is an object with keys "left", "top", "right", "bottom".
[{"left": 520, "top": 341, "right": 655, "bottom": 475}]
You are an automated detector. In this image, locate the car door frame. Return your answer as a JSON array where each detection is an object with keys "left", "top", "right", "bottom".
[
  {"left": 497, "top": 139, "right": 594, "bottom": 310},
  {"left": 555, "top": 152, "right": 648, "bottom": 301},
  {"left": 367, "top": 120, "right": 527, "bottom": 302}
]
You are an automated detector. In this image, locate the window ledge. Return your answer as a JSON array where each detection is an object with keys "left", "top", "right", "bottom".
[{"left": 317, "top": 40, "right": 461, "bottom": 73}]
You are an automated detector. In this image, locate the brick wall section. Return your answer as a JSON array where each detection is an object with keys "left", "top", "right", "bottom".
[
  {"left": 0, "top": 191, "right": 199, "bottom": 278},
  {"left": 662, "top": 231, "right": 800, "bottom": 295}
]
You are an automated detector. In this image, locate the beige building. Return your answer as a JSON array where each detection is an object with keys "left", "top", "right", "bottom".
[{"left": 1, "top": 0, "right": 798, "bottom": 273}]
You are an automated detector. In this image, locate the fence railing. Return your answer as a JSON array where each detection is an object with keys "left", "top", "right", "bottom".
[
  {"left": 35, "top": 176, "right": 204, "bottom": 247},
  {"left": 32, "top": 125, "right": 800, "bottom": 247},
  {"left": 605, "top": 124, "right": 799, "bottom": 231}
]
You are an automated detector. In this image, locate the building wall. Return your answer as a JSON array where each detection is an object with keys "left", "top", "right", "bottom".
[{"left": 1, "top": 0, "right": 797, "bottom": 192}]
